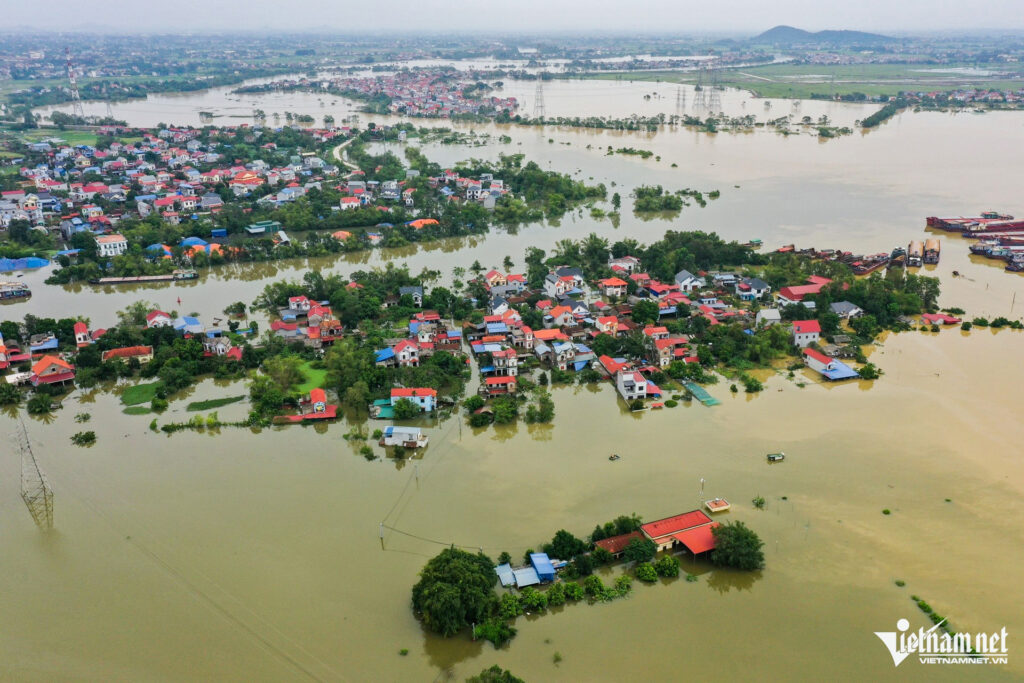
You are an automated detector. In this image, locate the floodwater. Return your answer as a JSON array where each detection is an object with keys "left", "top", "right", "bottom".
[{"left": 4, "top": 79, "right": 1024, "bottom": 681}]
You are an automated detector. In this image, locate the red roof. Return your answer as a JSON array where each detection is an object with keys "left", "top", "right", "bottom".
[
  {"left": 309, "top": 388, "right": 327, "bottom": 403},
  {"left": 485, "top": 376, "right": 516, "bottom": 385},
  {"left": 792, "top": 320, "right": 821, "bottom": 334},
  {"left": 391, "top": 387, "right": 437, "bottom": 398},
  {"left": 802, "top": 347, "right": 832, "bottom": 365},
  {"left": 101, "top": 346, "right": 153, "bottom": 361},
  {"left": 146, "top": 310, "right": 170, "bottom": 322},
  {"left": 31, "top": 355, "right": 74, "bottom": 377},
  {"left": 673, "top": 522, "right": 720, "bottom": 554},
  {"left": 641, "top": 510, "right": 712, "bottom": 540},
  {"left": 73, "top": 321, "right": 88, "bottom": 334},
  {"left": 594, "top": 531, "right": 644, "bottom": 555}
]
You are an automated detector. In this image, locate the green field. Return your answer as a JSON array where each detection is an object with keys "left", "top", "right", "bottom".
[
  {"left": 120, "top": 381, "right": 161, "bottom": 406},
  {"left": 582, "top": 62, "right": 1024, "bottom": 100},
  {"left": 187, "top": 395, "right": 246, "bottom": 411},
  {"left": 123, "top": 406, "right": 152, "bottom": 415},
  {"left": 296, "top": 362, "right": 327, "bottom": 394}
]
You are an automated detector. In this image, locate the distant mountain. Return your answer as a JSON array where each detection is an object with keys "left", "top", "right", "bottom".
[{"left": 753, "top": 25, "right": 892, "bottom": 45}]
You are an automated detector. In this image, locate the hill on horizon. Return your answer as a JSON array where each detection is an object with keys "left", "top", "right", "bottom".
[{"left": 753, "top": 25, "right": 893, "bottom": 45}]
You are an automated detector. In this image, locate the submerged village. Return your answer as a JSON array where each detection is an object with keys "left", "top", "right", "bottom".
[{"left": 0, "top": 113, "right": 1003, "bottom": 653}]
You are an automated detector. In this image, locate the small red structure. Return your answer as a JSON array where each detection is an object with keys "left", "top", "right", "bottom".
[{"left": 276, "top": 388, "right": 338, "bottom": 423}]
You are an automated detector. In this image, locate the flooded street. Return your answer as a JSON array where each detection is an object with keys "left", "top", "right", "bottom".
[{"left": 4, "top": 80, "right": 1023, "bottom": 680}]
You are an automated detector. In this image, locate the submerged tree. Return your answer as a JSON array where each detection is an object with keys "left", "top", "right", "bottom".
[
  {"left": 710, "top": 521, "right": 765, "bottom": 571},
  {"left": 411, "top": 548, "right": 497, "bottom": 637}
]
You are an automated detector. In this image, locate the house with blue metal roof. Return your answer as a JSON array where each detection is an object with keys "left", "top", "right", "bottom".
[{"left": 529, "top": 553, "right": 556, "bottom": 582}]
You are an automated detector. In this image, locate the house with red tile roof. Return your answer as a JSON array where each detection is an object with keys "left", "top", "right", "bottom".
[
  {"left": 390, "top": 387, "right": 437, "bottom": 412},
  {"left": 101, "top": 346, "right": 154, "bottom": 364},
  {"left": 482, "top": 375, "right": 516, "bottom": 396},
  {"left": 73, "top": 321, "right": 91, "bottom": 348},
  {"left": 146, "top": 310, "right": 173, "bottom": 328},
  {"left": 640, "top": 510, "right": 716, "bottom": 552},
  {"left": 30, "top": 355, "right": 75, "bottom": 386},
  {"left": 597, "top": 277, "right": 628, "bottom": 298},
  {"left": 791, "top": 320, "right": 821, "bottom": 347},
  {"left": 594, "top": 530, "right": 645, "bottom": 558}
]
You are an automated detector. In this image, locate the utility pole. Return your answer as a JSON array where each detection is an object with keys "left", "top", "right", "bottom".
[
  {"left": 65, "top": 47, "right": 85, "bottom": 120},
  {"left": 16, "top": 419, "right": 53, "bottom": 530}
]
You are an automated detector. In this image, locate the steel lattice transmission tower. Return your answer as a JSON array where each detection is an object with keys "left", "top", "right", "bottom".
[
  {"left": 16, "top": 419, "right": 53, "bottom": 530},
  {"left": 676, "top": 85, "right": 686, "bottom": 109},
  {"left": 533, "top": 79, "right": 545, "bottom": 119},
  {"left": 65, "top": 47, "right": 86, "bottom": 119}
]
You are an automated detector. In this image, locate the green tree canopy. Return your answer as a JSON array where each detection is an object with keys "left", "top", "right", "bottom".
[
  {"left": 711, "top": 520, "right": 765, "bottom": 571},
  {"left": 411, "top": 548, "right": 497, "bottom": 637}
]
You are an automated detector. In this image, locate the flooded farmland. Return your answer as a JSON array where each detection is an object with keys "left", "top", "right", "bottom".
[{"left": 3, "top": 78, "right": 1024, "bottom": 681}]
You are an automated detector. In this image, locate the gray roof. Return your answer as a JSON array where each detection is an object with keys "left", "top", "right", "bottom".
[
  {"left": 399, "top": 286, "right": 423, "bottom": 297},
  {"left": 744, "top": 277, "right": 769, "bottom": 290},
  {"left": 830, "top": 301, "right": 861, "bottom": 315}
]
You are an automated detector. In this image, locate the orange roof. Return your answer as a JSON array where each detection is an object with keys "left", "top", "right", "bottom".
[
  {"left": 32, "top": 354, "right": 73, "bottom": 374},
  {"left": 548, "top": 305, "right": 572, "bottom": 318},
  {"left": 533, "top": 329, "right": 567, "bottom": 341},
  {"left": 309, "top": 388, "right": 327, "bottom": 403},
  {"left": 101, "top": 346, "right": 153, "bottom": 361},
  {"left": 641, "top": 510, "right": 712, "bottom": 540},
  {"left": 599, "top": 277, "right": 627, "bottom": 287},
  {"left": 391, "top": 387, "right": 437, "bottom": 398}
]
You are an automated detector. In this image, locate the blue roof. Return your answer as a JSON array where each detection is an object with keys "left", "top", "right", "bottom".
[
  {"left": 0, "top": 257, "right": 49, "bottom": 271},
  {"left": 575, "top": 343, "right": 591, "bottom": 353},
  {"left": 486, "top": 322, "right": 508, "bottom": 334},
  {"left": 375, "top": 348, "right": 395, "bottom": 362},
  {"left": 513, "top": 567, "right": 540, "bottom": 588},
  {"left": 180, "top": 236, "right": 208, "bottom": 247},
  {"left": 495, "top": 564, "right": 516, "bottom": 587},
  {"left": 479, "top": 365, "right": 495, "bottom": 374},
  {"left": 529, "top": 553, "right": 556, "bottom": 578},
  {"left": 472, "top": 343, "right": 504, "bottom": 354},
  {"left": 447, "top": 329, "right": 462, "bottom": 338},
  {"left": 31, "top": 338, "right": 59, "bottom": 351},
  {"left": 658, "top": 306, "right": 677, "bottom": 316},
  {"left": 573, "top": 360, "right": 589, "bottom": 371},
  {"left": 820, "top": 359, "right": 861, "bottom": 381},
  {"left": 56, "top": 249, "right": 80, "bottom": 256}
]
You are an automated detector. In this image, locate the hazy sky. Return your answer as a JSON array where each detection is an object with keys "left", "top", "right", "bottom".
[{"left": 5, "top": 0, "right": 1024, "bottom": 33}]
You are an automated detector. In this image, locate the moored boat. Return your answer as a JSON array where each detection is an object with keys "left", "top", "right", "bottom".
[
  {"left": 767, "top": 452, "right": 785, "bottom": 463},
  {"left": 0, "top": 281, "right": 31, "bottom": 301}
]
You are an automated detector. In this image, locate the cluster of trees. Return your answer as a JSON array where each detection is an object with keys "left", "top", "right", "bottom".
[
  {"left": 861, "top": 96, "right": 909, "bottom": 128},
  {"left": 633, "top": 185, "right": 684, "bottom": 212}
]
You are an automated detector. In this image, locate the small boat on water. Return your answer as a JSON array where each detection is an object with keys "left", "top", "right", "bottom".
[
  {"left": 704, "top": 497, "right": 731, "bottom": 513},
  {"left": 608, "top": 454, "right": 620, "bottom": 461},
  {"left": 767, "top": 452, "right": 785, "bottom": 463}
]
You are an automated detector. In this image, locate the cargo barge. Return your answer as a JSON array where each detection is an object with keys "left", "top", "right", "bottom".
[
  {"left": 926, "top": 212, "right": 1024, "bottom": 235},
  {"left": 89, "top": 269, "right": 198, "bottom": 285}
]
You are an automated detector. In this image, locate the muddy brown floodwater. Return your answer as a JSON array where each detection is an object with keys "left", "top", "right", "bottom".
[{"left": 2, "top": 79, "right": 1022, "bottom": 681}]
